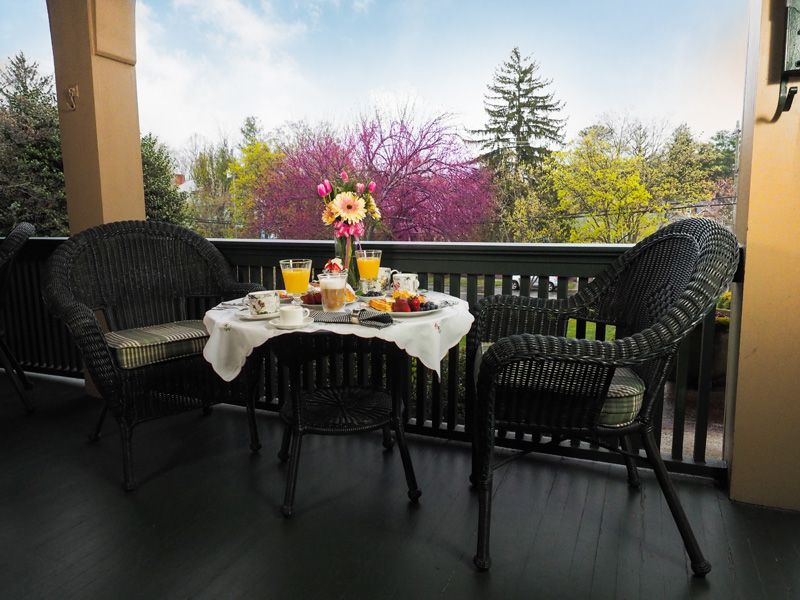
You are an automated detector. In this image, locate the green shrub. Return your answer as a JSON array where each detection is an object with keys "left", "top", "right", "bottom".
[{"left": 717, "top": 290, "right": 732, "bottom": 310}]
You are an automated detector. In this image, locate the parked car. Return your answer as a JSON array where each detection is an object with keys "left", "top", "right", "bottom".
[{"left": 511, "top": 275, "right": 558, "bottom": 292}]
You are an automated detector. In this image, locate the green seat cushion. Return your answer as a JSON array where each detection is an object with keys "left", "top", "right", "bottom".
[
  {"left": 104, "top": 320, "right": 209, "bottom": 370},
  {"left": 478, "top": 342, "right": 644, "bottom": 427}
]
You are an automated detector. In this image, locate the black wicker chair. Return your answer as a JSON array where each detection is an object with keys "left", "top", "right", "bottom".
[
  {"left": 271, "top": 333, "right": 420, "bottom": 517},
  {"left": 0, "top": 222, "right": 36, "bottom": 413},
  {"left": 44, "top": 220, "right": 264, "bottom": 490},
  {"left": 468, "top": 218, "right": 739, "bottom": 576}
]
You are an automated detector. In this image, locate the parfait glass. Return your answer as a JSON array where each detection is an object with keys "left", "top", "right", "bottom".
[
  {"left": 355, "top": 249, "right": 382, "bottom": 295},
  {"left": 280, "top": 259, "right": 312, "bottom": 305}
]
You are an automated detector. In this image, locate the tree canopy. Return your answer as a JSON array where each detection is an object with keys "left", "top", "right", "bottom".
[
  {"left": 548, "top": 128, "right": 665, "bottom": 243},
  {"left": 1, "top": 50, "right": 737, "bottom": 244},
  {"left": 254, "top": 111, "right": 495, "bottom": 242}
]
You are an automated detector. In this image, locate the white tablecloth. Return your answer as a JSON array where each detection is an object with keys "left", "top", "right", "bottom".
[{"left": 203, "top": 292, "right": 474, "bottom": 382}]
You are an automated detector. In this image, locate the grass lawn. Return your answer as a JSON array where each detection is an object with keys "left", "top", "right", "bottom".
[{"left": 566, "top": 319, "right": 616, "bottom": 341}]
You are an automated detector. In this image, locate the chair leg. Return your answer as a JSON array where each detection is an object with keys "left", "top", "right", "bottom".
[
  {"left": 0, "top": 338, "right": 34, "bottom": 413},
  {"left": 474, "top": 474, "right": 493, "bottom": 571},
  {"left": 119, "top": 423, "right": 137, "bottom": 492},
  {"left": 278, "top": 424, "right": 292, "bottom": 463},
  {"left": 382, "top": 424, "right": 394, "bottom": 450},
  {"left": 620, "top": 435, "right": 640, "bottom": 488},
  {"left": 641, "top": 429, "right": 711, "bottom": 576},
  {"left": 88, "top": 404, "right": 108, "bottom": 442},
  {"left": 392, "top": 415, "right": 421, "bottom": 503},
  {"left": 281, "top": 429, "right": 303, "bottom": 518},
  {"left": 0, "top": 336, "right": 32, "bottom": 389},
  {"left": 468, "top": 407, "right": 480, "bottom": 489}
]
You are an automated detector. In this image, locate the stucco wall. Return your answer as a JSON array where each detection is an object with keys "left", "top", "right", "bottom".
[{"left": 730, "top": 0, "right": 800, "bottom": 510}]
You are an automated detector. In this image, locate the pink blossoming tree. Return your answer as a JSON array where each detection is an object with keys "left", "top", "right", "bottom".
[{"left": 254, "top": 111, "right": 495, "bottom": 241}]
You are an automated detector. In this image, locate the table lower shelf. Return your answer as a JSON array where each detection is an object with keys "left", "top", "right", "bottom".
[{"left": 280, "top": 385, "right": 392, "bottom": 434}]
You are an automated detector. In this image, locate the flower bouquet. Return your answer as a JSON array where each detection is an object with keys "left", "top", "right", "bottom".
[{"left": 317, "top": 171, "right": 381, "bottom": 288}]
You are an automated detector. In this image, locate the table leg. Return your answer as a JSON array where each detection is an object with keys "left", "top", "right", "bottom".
[{"left": 389, "top": 344, "right": 421, "bottom": 503}]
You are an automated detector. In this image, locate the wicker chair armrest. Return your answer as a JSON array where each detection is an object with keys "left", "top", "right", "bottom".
[
  {"left": 477, "top": 326, "right": 679, "bottom": 385},
  {"left": 478, "top": 294, "right": 580, "bottom": 317},
  {"left": 59, "top": 303, "right": 121, "bottom": 402}
]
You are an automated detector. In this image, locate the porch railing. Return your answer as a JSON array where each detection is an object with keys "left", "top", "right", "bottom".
[{"left": 2, "top": 237, "right": 743, "bottom": 481}]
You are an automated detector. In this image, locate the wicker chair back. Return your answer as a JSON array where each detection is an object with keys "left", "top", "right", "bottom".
[{"left": 47, "top": 220, "right": 239, "bottom": 330}]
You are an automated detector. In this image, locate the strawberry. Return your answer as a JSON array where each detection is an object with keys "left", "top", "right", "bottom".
[
  {"left": 408, "top": 296, "right": 421, "bottom": 312},
  {"left": 324, "top": 257, "right": 344, "bottom": 273},
  {"left": 393, "top": 298, "right": 411, "bottom": 312}
]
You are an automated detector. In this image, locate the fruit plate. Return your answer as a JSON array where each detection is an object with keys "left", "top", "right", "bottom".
[{"left": 389, "top": 307, "right": 443, "bottom": 318}]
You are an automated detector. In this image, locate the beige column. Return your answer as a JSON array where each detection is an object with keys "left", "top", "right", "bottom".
[
  {"left": 729, "top": 0, "right": 800, "bottom": 510},
  {"left": 46, "top": 0, "right": 145, "bottom": 233}
]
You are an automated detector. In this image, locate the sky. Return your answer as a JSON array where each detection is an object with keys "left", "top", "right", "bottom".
[{"left": 0, "top": 0, "right": 750, "bottom": 153}]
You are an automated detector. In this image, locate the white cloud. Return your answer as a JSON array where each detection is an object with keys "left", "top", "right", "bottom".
[{"left": 135, "top": 0, "right": 312, "bottom": 151}]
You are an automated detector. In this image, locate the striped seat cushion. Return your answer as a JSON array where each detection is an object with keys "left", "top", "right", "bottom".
[
  {"left": 478, "top": 342, "right": 644, "bottom": 427},
  {"left": 104, "top": 320, "right": 209, "bottom": 370},
  {"left": 599, "top": 367, "right": 644, "bottom": 427}
]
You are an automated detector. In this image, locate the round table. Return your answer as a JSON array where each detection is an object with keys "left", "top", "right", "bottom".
[
  {"left": 202, "top": 291, "right": 474, "bottom": 516},
  {"left": 202, "top": 291, "right": 474, "bottom": 382}
]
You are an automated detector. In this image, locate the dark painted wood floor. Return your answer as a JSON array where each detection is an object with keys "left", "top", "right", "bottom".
[{"left": 1, "top": 375, "right": 799, "bottom": 600}]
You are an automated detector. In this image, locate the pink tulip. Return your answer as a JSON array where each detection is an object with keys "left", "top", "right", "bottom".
[
  {"left": 317, "top": 183, "right": 326, "bottom": 197},
  {"left": 324, "top": 179, "right": 332, "bottom": 194},
  {"left": 367, "top": 181, "right": 376, "bottom": 193},
  {"left": 340, "top": 171, "right": 349, "bottom": 182},
  {"left": 356, "top": 183, "right": 365, "bottom": 194}
]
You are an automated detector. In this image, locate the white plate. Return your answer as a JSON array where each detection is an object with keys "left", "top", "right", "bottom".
[
  {"left": 238, "top": 311, "right": 280, "bottom": 321},
  {"left": 270, "top": 316, "right": 315, "bottom": 330},
  {"left": 389, "top": 307, "right": 443, "bottom": 318}
]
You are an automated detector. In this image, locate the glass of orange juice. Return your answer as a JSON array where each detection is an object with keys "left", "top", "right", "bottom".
[
  {"left": 279, "top": 259, "right": 312, "bottom": 304},
  {"left": 356, "top": 250, "right": 381, "bottom": 286}
]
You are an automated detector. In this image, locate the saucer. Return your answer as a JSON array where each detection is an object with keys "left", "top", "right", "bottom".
[
  {"left": 238, "top": 311, "right": 280, "bottom": 321},
  {"left": 270, "top": 316, "right": 314, "bottom": 330}
]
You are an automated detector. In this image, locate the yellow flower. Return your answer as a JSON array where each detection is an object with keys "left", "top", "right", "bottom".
[
  {"left": 331, "top": 192, "right": 366, "bottom": 224},
  {"left": 321, "top": 203, "right": 337, "bottom": 225},
  {"left": 365, "top": 196, "right": 381, "bottom": 220}
]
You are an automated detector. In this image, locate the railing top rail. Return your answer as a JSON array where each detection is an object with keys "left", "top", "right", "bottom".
[{"left": 7, "top": 236, "right": 744, "bottom": 281}]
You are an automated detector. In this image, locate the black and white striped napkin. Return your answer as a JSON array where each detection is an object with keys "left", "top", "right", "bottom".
[{"left": 310, "top": 309, "right": 394, "bottom": 329}]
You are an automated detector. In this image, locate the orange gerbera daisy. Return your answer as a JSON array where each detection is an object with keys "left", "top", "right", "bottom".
[{"left": 331, "top": 192, "right": 366, "bottom": 224}]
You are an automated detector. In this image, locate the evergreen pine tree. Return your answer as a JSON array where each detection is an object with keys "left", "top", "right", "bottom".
[
  {"left": 140, "top": 133, "right": 187, "bottom": 225},
  {"left": 471, "top": 47, "right": 565, "bottom": 172},
  {"left": 0, "top": 52, "right": 67, "bottom": 235}
]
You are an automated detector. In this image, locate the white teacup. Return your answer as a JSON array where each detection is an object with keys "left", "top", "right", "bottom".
[
  {"left": 246, "top": 290, "right": 280, "bottom": 315},
  {"left": 278, "top": 304, "right": 310, "bottom": 326},
  {"left": 393, "top": 272, "right": 419, "bottom": 294}
]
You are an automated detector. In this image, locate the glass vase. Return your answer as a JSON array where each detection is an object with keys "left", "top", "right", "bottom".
[{"left": 334, "top": 234, "right": 359, "bottom": 290}]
